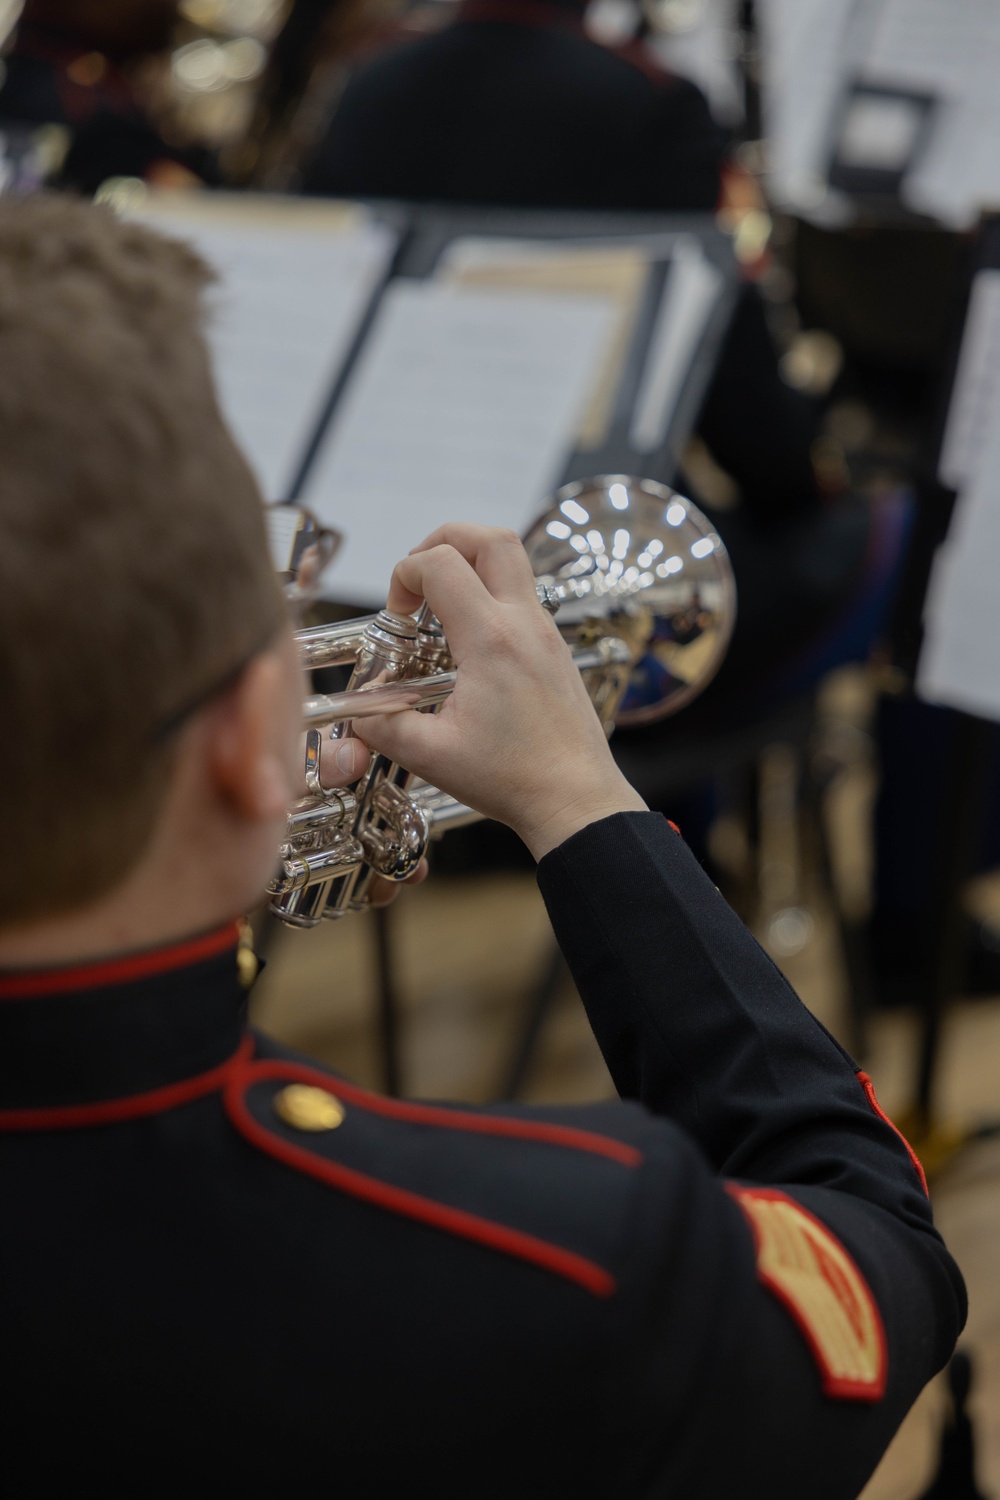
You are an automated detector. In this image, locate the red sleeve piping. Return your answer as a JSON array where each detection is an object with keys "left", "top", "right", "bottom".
[{"left": 856, "top": 1071, "right": 929, "bottom": 1196}]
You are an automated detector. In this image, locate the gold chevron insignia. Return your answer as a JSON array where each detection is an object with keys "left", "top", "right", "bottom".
[{"left": 727, "top": 1186, "right": 887, "bottom": 1402}]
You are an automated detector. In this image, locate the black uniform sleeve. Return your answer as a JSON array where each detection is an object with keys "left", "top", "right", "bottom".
[{"left": 536, "top": 811, "right": 966, "bottom": 1498}]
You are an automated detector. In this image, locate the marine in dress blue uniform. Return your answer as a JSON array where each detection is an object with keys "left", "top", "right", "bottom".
[
  {"left": 0, "top": 812, "right": 964, "bottom": 1496},
  {"left": 0, "top": 194, "right": 964, "bottom": 1499}
]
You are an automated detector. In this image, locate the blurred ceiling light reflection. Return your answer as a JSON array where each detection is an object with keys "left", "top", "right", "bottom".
[
  {"left": 173, "top": 36, "right": 266, "bottom": 92},
  {"left": 531, "top": 510, "right": 704, "bottom": 599},
  {"left": 0, "top": 0, "right": 23, "bottom": 50},
  {"left": 609, "top": 482, "right": 629, "bottom": 510},
  {"left": 179, "top": 0, "right": 286, "bottom": 38},
  {"left": 644, "top": 0, "right": 705, "bottom": 32},
  {"left": 561, "top": 498, "right": 590, "bottom": 525},
  {"left": 666, "top": 502, "right": 686, "bottom": 526}
]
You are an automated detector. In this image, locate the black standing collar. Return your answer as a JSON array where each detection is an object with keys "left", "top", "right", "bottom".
[{"left": 0, "top": 923, "right": 247, "bottom": 1112}]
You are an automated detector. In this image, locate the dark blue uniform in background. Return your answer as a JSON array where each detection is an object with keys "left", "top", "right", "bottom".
[{"left": 0, "top": 813, "right": 965, "bottom": 1494}]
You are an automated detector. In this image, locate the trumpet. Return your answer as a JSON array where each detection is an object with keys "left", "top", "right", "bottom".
[{"left": 268, "top": 476, "right": 736, "bottom": 927}]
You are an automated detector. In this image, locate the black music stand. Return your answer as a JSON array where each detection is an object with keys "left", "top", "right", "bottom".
[{"left": 290, "top": 203, "right": 742, "bottom": 1095}]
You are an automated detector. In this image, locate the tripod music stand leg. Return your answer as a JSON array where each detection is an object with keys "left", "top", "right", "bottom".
[
  {"left": 497, "top": 941, "right": 566, "bottom": 1101},
  {"left": 914, "top": 712, "right": 994, "bottom": 1130},
  {"left": 372, "top": 904, "right": 404, "bottom": 1098}
]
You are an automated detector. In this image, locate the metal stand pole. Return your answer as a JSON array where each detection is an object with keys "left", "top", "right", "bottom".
[
  {"left": 372, "top": 904, "right": 403, "bottom": 1097},
  {"left": 914, "top": 712, "right": 994, "bottom": 1130},
  {"left": 497, "top": 941, "right": 566, "bottom": 1101}
]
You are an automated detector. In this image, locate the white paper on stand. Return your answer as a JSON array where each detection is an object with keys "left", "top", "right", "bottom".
[
  {"left": 301, "top": 280, "right": 617, "bottom": 603},
  {"left": 919, "top": 393, "right": 1000, "bottom": 723},
  {"left": 756, "top": 0, "right": 868, "bottom": 215},
  {"left": 133, "top": 196, "right": 396, "bottom": 500},
  {"left": 648, "top": 0, "right": 744, "bottom": 126},
  {"left": 630, "top": 237, "right": 723, "bottom": 454},
  {"left": 939, "top": 271, "right": 1000, "bottom": 494},
  {"left": 859, "top": 0, "right": 1000, "bottom": 228}
]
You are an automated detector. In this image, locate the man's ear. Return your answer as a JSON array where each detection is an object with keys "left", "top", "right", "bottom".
[{"left": 206, "top": 647, "right": 299, "bottom": 821}]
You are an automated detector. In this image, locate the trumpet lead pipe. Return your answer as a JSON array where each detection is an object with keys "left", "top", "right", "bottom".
[
  {"left": 297, "top": 617, "right": 378, "bottom": 669},
  {"left": 410, "top": 784, "right": 481, "bottom": 833},
  {"left": 296, "top": 581, "right": 560, "bottom": 671},
  {"left": 302, "top": 638, "right": 632, "bottom": 729}
]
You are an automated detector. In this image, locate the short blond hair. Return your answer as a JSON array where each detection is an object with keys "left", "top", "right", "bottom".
[{"left": 0, "top": 195, "right": 286, "bottom": 923}]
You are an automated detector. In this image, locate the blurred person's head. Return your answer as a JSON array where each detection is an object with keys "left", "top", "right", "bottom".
[
  {"left": 22, "top": 0, "right": 181, "bottom": 58},
  {"left": 0, "top": 194, "right": 297, "bottom": 936}
]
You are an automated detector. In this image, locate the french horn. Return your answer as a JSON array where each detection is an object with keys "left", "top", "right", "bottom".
[{"left": 268, "top": 476, "right": 736, "bottom": 927}]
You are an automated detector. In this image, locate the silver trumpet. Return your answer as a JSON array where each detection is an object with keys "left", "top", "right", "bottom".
[{"left": 268, "top": 476, "right": 737, "bottom": 927}]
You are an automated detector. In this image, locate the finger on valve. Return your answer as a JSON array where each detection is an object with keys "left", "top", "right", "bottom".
[
  {"left": 385, "top": 545, "right": 493, "bottom": 658},
  {"left": 368, "top": 859, "right": 429, "bottom": 909},
  {"left": 408, "top": 524, "right": 537, "bottom": 606},
  {"left": 295, "top": 732, "right": 371, "bottom": 799}
]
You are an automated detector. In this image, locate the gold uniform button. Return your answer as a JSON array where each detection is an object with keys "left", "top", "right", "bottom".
[{"left": 273, "top": 1084, "right": 345, "bottom": 1132}]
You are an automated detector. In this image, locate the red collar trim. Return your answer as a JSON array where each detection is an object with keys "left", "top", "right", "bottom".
[
  {"left": 0, "top": 922, "right": 241, "bottom": 1001},
  {"left": 0, "top": 1034, "right": 254, "bottom": 1132}
]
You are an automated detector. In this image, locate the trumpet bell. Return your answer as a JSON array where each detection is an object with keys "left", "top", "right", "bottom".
[{"left": 522, "top": 476, "right": 736, "bottom": 726}]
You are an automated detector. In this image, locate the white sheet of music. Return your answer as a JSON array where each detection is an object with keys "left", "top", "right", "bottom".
[
  {"left": 301, "top": 280, "right": 617, "bottom": 603},
  {"left": 630, "top": 237, "right": 723, "bottom": 454},
  {"left": 860, "top": 0, "right": 1000, "bottom": 226},
  {"left": 918, "top": 406, "right": 1000, "bottom": 722},
  {"left": 938, "top": 271, "right": 1000, "bottom": 494},
  {"left": 757, "top": 0, "right": 866, "bottom": 213},
  {"left": 648, "top": 0, "right": 744, "bottom": 126},
  {"left": 132, "top": 197, "right": 396, "bottom": 500},
  {"left": 919, "top": 274, "right": 1000, "bottom": 722}
]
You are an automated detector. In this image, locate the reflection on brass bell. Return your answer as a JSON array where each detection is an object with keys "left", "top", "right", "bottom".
[{"left": 273, "top": 1084, "right": 345, "bottom": 1132}]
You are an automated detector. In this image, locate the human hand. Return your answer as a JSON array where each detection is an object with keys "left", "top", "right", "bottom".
[
  {"left": 352, "top": 525, "right": 646, "bottom": 861},
  {"left": 294, "top": 731, "right": 428, "bottom": 908}
]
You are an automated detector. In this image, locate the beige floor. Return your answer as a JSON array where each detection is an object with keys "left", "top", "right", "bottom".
[{"left": 250, "top": 671, "right": 1000, "bottom": 1499}]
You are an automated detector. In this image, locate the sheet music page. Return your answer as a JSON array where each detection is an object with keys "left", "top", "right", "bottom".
[
  {"left": 301, "top": 280, "right": 617, "bottom": 603},
  {"left": 918, "top": 404, "right": 1000, "bottom": 722},
  {"left": 860, "top": 0, "right": 1000, "bottom": 226},
  {"left": 648, "top": 0, "right": 744, "bottom": 126},
  {"left": 630, "top": 236, "right": 723, "bottom": 453},
  {"left": 132, "top": 194, "right": 396, "bottom": 500},
  {"left": 938, "top": 271, "right": 1000, "bottom": 493},
  {"left": 435, "top": 237, "right": 649, "bottom": 448},
  {"left": 757, "top": 0, "right": 868, "bottom": 215},
  {"left": 919, "top": 288, "right": 1000, "bottom": 723},
  {"left": 264, "top": 504, "right": 301, "bottom": 573}
]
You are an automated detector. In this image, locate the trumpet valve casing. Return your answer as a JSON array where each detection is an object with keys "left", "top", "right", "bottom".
[{"left": 268, "top": 476, "right": 736, "bottom": 927}]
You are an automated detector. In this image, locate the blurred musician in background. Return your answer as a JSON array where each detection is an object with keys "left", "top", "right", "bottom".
[
  {"left": 300, "top": 0, "right": 826, "bottom": 534},
  {"left": 0, "top": 0, "right": 213, "bottom": 191},
  {"left": 303, "top": 0, "right": 727, "bottom": 211},
  {"left": 295, "top": 0, "right": 882, "bottom": 776},
  {"left": 0, "top": 193, "right": 964, "bottom": 1496}
]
